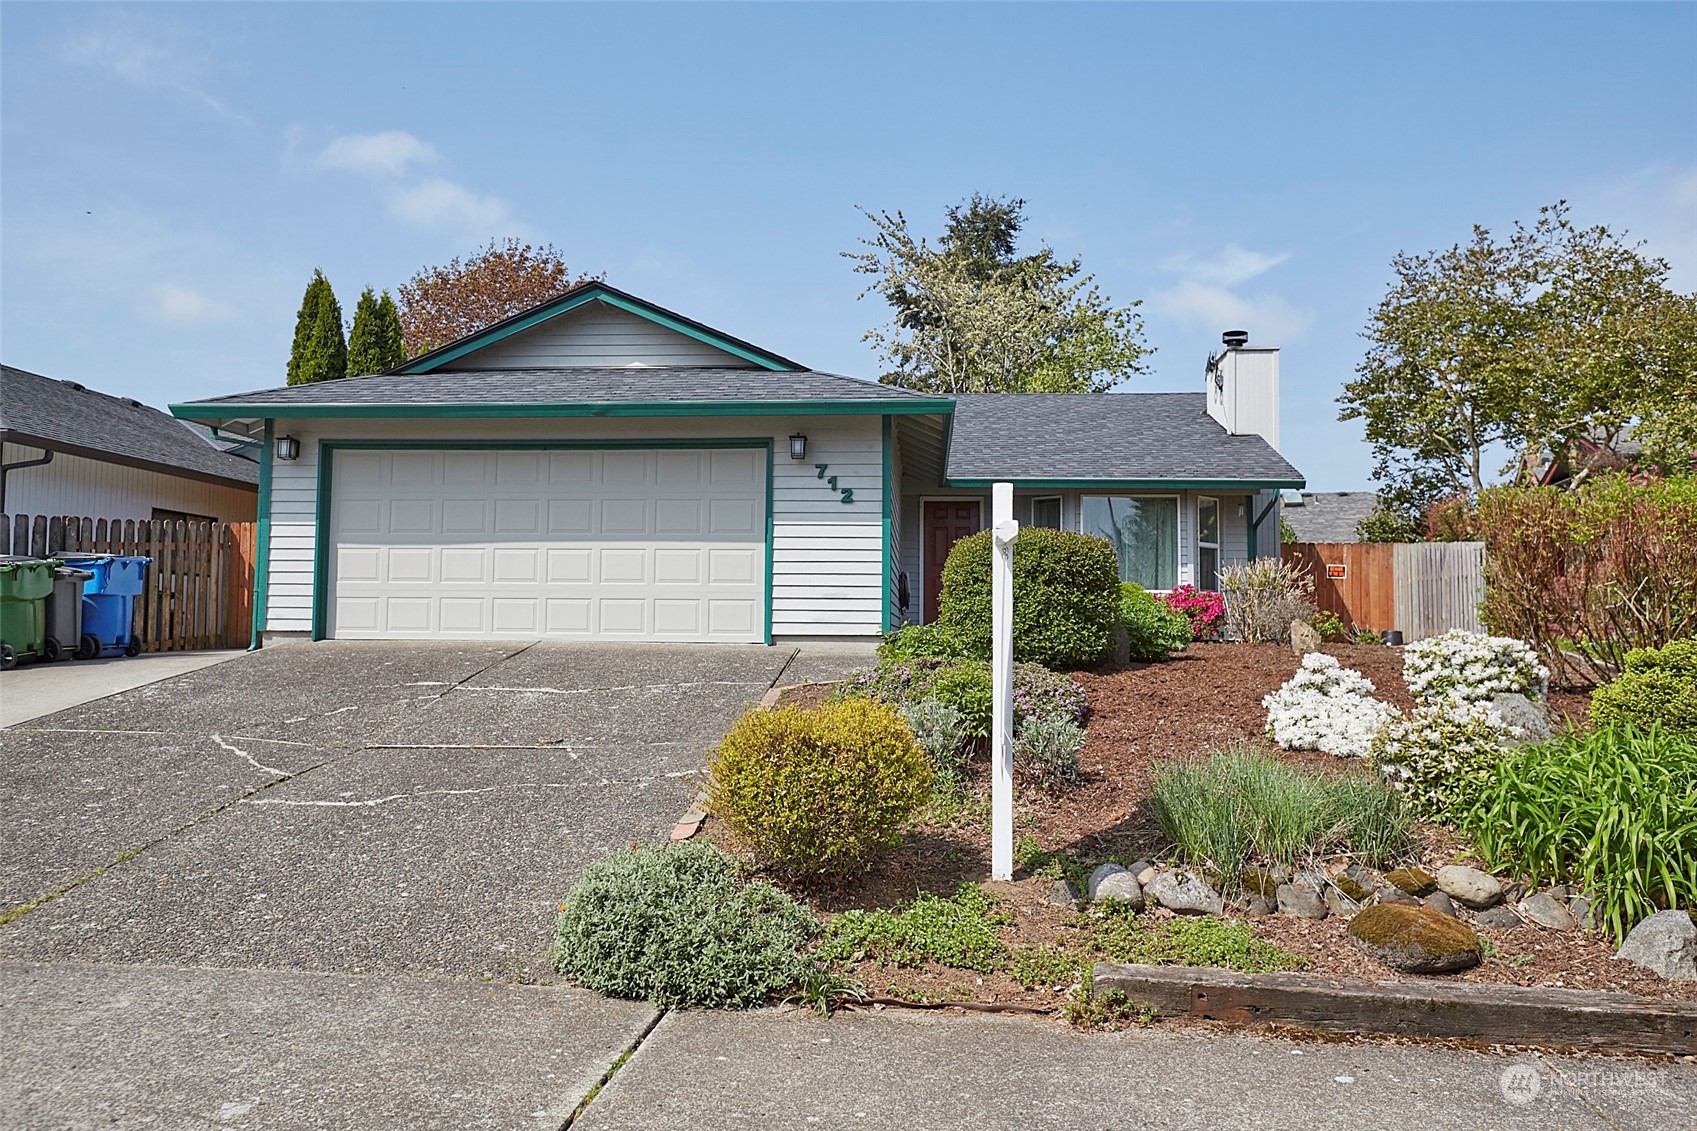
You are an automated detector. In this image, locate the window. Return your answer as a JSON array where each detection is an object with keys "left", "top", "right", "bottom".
[
  {"left": 1030, "top": 496, "right": 1063, "bottom": 529},
  {"left": 1198, "top": 496, "right": 1221, "bottom": 591},
  {"left": 1081, "top": 496, "right": 1178, "bottom": 590}
]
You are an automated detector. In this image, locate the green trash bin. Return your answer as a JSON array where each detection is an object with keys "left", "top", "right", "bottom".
[{"left": 0, "top": 558, "right": 60, "bottom": 669}]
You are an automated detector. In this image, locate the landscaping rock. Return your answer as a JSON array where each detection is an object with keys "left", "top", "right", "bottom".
[
  {"left": 1046, "top": 878, "right": 1081, "bottom": 908},
  {"left": 1423, "top": 892, "right": 1459, "bottom": 918},
  {"left": 1335, "top": 865, "right": 1377, "bottom": 903},
  {"left": 1347, "top": 904, "right": 1483, "bottom": 974},
  {"left": 1276, "top": 884, "right": 1328, "bottom": 920},
  {"left": 1290, "top": 620, "right": 1322, "bottom": 656},
  {"left": 1087, "top": 863, "right": 1127, "bottom": 899},
  {"left": 1436, "top": 865, "right": 1503, "bottom": 909},
  {"left": 1375, "top": 885, "right": 1418, "bottom": 907},
  {"left": 1502, "top": 881, "right": 1527, "bottom": 905},
  {"left": 1519, "top": 892, "right": 1578, "bottom": 931},
  {"left": 1128, "top": 859, "right": 1159, "bottom": 887},
  {"left": 1325, "top": 885, "right": 1364, "bottom": 919},
  {"left": 1489, "top": 692, "right": 1554, "bottom": 744},
  {"left": 1093, "top": 872, "right": 1144, "bottom": 909},
  {"left": 1242, "top": 866, "right": 1283, "bottom": 901},
  {"left": 1569, "top": 895, "right": 1595, "bottom": 930},
  {"left": 1147, "top": 870, "right": 1224, "bottom": 916},
  {"left": 1615, "top": 910, "right": 1697, "bottom": 981},
  {"left": 1244, "top": 894, "right": 1272, "bottom": 918},
  {"left": 1383, "top": 866, "right": 1438, "bottom": 897},
  {"left": 1476, "top": 906, "right": 1522, "bottom": 930}
]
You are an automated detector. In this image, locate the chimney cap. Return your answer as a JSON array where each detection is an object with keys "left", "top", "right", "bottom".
[{"left": 1222, "top": 329, "right": 1250, "bottom": 349}]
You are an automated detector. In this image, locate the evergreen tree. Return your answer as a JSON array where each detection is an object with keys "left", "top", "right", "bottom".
[
  {"left": 286, "top": 268, "right": 347, "bottom": 385},
  {"left": 347, "top": 287, "right": 407, "bottom": 376}
]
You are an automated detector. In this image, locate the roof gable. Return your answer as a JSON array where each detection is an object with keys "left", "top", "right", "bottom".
[{"left": 396, "top": 282, "right": 804, "bottom": 374}]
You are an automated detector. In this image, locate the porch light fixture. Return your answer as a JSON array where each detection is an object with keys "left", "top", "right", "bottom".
[
  {"left": 789, "top": 433, "right": 808, "bottom": 460},
  {"left": 275, "top": 434, "right": 301, "bottom": 461}
]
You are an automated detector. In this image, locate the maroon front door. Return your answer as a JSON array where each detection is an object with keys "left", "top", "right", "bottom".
[{"left": 923, "top": 499, "right": 982, "bottom": 623}]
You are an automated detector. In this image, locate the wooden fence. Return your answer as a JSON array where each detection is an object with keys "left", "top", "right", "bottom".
[
  {"left": 1283, "top": 541, "right": 1485, "bottom": 641},
  {"left": 1, "top": 513, "right": 257, "bottom": 652}
]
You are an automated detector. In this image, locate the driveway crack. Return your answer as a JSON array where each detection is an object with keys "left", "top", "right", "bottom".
[{"left": 560, "top": 1008, "right": 666, "bottom": 1130}]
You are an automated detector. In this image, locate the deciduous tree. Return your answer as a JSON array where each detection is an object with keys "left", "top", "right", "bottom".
[{"left": 397, "top": 239, "right": 594, "bottom": 357}]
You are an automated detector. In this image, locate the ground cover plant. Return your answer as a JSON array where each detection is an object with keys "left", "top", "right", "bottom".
[
  {"left": 1465, "top": 724, "right": 1697, "bottom": 944},
  {"left": 1121, "top": 582, "right": 1193, "bottom": 660},
  {"left": 1590, "top": 638, "right": 1697, "bottom": 737},
  {"left": 935, "top": 526, "right": 1121, "bottom": 669},
  {"left": 1219, "top": 558, "right": 1317, "bottom": 644},
  {"left": 552, "top": 841, "right": 816, "bottom": 1009},
  {"left": 818, "top": 884, "right": 1008, "bottom": 971},
  {"left": 706, "top": 698, "right": 932, "bottom": 881},
  {"left": 1262, "top": 652, "right": 1400, "bottom": 759}
]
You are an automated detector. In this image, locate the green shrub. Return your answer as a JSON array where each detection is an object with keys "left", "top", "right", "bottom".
[
  {"left": 552, "top": 842, "right": 815, "bottom": 1008},
  {"left": 1152, "top": 744, "right": 1413, "bottom": 889},
  {"left": 817, "top": 884, "right": 1007, "bottom": 972},
  {"left": 878, "top": 623, "right": 968, "bottom": 662},
  {"left": 706, "top": 698, "right": 932, "bottom": 881},
  {"left": 1310, "top": 609, "right": 1350, "bottom": 641},
  {"left": 842, "top": 657, "right": 1088, "bottom": 738},
  {"left": 1013, "top": 714, "right": 1085, "bottom": 786},
  {"left": 1466, "top": 724, "right": 1697, "bottom": 943},
  {"left": 1120, "top": 583, "right": 1194, "bottom": 661},
  {"left": 935, "top": 527, "right": 1121, "bottom": 670},
  {"left": 1373, "top": 702, "right": 1518, "bottom": 822},
  {"left": 899, "top": 698, "right": 971, "bottom": 793},
  {"left": 1591, "top": 639, "right": 1697, "bottom": 738}
]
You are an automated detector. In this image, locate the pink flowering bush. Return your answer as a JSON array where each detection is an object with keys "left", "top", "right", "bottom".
[{"left": 1162, "top": 585, "right": 1226, "bottom": 641}]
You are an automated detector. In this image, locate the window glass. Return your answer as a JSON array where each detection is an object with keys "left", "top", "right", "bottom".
[
  {"left": 1031, "top": 496, "right": 1062, "bottom": 529},
  {"left": 1081, "top": 496, "right": 1178, "bottom": 590},
  {"left": 1198, "top": 497, "right": 1220, "bottom": 547}
]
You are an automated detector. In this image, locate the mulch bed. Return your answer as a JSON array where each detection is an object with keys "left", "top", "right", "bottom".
[{"left": 736, "top": 642, "right": 1694, "bottom": 1011}]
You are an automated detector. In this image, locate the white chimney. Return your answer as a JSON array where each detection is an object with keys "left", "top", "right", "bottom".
[{"left": 1205, "top": 330, "right": 1281, "bottom": 453}]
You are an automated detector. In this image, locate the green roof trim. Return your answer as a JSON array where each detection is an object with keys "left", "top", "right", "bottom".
[
  {"left": 943, "top": 476, "right": 1308, "bottom": 490},
  {"left": 392, "top": 283, "right": 804, "bottom": 374},
  {"left": 171, "top": 399, "right": 956, "bottom": 421}
]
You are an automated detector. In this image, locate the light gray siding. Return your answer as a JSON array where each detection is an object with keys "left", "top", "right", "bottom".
[
  {"left": 439, "top": 301, "right": 760, "bottom": 370},
  {"left": 1, "top": 441, "right": 257, "bottom": 522}
]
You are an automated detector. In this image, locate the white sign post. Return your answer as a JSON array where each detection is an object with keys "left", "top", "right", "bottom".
[{"left": 990, "top": 481, "right": 1018, "bottom": 881}]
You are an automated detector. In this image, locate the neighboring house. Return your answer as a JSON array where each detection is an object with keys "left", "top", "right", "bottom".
[
  {"left": 1280, "top": 491, "right": 1382, "bottom": 544},
  {"left": 172, "top": 282, "right": 1302, "bottom": 646},
  {"left": 1535, "top": 427, "right": 1642, "bottom": 489},
  {"left": 1, "top": 365, "right": 259, "bottom": 522}
]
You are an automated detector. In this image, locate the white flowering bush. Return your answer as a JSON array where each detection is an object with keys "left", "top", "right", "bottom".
[
  {"left": 1262, "top": 653, "right": 1401, "bottom": 760},
  {"left": 1374, "top": 701, "right": 1525, "bottom": 822},
  {"left": 1402, "top": 630, "right": 1548, "bottom": 706}
]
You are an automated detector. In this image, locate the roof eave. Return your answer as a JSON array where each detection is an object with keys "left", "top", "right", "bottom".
[
  {"left": 0, "top": 428, "right": 261, "bottom": 489},
  {"left": 942, "top": 475, "right": 1308, "bottom": 491},
  {"left": 169, "top": 398, "right": 958, "bottom": 421}
]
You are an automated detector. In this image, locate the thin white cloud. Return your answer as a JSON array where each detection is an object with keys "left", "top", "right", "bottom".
[
  {"left": 1157, "top": 280, "right": 1313, "bottom": 345},
  {"left": 317, "top": 131, "right": 440, "bottom": 178},
  {"left": 144, "top": 283, "right": 235, "bottom": 325},
  {"left": 59, "top": 13, "right": 245, "bottom": 122},
  {"left": 385, "top": 178, "right": 513, "bottom": 232},
  {"left": 1161, "top": 244, "right": 1291, "bottom": 288},
  {"left": 1578, "top": 163, "right": 1697, "bottom": 291}
]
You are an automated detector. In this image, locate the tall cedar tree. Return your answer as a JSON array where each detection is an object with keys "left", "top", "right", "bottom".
[
  {"left": 286, "top": 269, "right": 347, "bottom": 385},
  {"left": 348, "top": 287, "right": 407, "bottom": 376},
  {"left": 846, "top": 194, "right": 1150, "bottom": 393},
  {"left": 397, "top": 239, "right": 594, "bottom": 358}
]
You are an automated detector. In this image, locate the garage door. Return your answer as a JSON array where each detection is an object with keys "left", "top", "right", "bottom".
[{"left": 327, "top": 447, "right": 767, "bottom": 641}]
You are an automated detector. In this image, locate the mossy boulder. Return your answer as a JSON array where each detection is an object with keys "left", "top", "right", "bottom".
[
  {"left": 1383, "top": 867, "right": 1438, "bottom": 897},
  {"left": 1347, "top": 904, "right": 1482, "bottom": 974}
]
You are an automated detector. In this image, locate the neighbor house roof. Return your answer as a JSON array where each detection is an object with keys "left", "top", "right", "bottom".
[
  {"left": 2, "top": 365, "right": 260, "bottom": 488},
  {"left": 396, "top": 280, "right": 807, "bottom": 374},
  {"left": 1280, "top": 491, "right": 1380, "bottom": 542},
  {"left": 942, "top": 393, "right": 1305, "bottom": 488},
  {"left": 172, "top": 367, "right": 954, "bottom": 424}
]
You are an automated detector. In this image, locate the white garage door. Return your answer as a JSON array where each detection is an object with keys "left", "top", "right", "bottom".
[{"left": 327, "top": 447, "right": 767, "bottom": 642}]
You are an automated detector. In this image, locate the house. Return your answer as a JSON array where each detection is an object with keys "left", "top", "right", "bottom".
[
  {"left": 1, "top": 364, "right": 259, "bottom": 522},
  {"left": 171, "top": 283, "right": 1302, "bottom": 646},
  {"left": 1280, "top": 491, "right": 1383, "bottom": 544}
]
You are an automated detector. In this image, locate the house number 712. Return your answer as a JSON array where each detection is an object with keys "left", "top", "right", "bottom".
[{"left": 814, "top": 463, "right": 854, "bottom": 504}]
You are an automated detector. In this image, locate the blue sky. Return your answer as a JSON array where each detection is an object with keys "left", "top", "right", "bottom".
[{"left": 3, "top": 2, "right": 1693, "bottom": 489}]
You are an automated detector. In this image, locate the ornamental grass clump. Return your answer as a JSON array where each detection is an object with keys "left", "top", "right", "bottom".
[
  {"left": 706, "top": 698, "right": 932, "bottom": 882},
  {"left": 1219, "top": 559, "right": 1317, "bottom": 644},
  {"left": 552, "top": 841, "right": 815, "bottom": 1009},
  {"left": 1465, "top": 724, "right": 1697, "bottom": 944},
  {"left": 1262, "top": 653, "right": 1400, "bottom": 759},
  {"left": 1402, "top": 630, "right": 1548, "bottom": 705}
]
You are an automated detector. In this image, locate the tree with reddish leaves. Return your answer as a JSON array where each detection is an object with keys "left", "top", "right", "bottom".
[{"left": 397, "top": 239, "right": 597, "bottom": 358}]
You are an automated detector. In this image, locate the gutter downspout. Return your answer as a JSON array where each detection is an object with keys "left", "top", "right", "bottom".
[
  {"left": 249, "top": 420, "right": 274, "bottom": 651},
  {"left": 1247, "top": 492, "right": 1280, "bottom": 563},
  {"left": 0, "top": 448, "right": 55, "bottom": 513}
]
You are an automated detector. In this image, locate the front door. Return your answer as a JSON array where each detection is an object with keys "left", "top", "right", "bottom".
[{"left": 922, "top": 499, "right": 982, "bottom": 623}]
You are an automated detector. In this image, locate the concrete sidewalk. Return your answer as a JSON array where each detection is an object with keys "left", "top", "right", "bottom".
[{"left": 0, "top": 649, "right": 242, "bottom": 727}]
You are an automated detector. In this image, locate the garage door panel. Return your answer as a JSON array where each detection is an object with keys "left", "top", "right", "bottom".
[{"left": 329, "top": 447, "right": 766, "bottom": 642}]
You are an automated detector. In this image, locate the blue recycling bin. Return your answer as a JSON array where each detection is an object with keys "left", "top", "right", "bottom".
[{"left": 61, "top": 555, "right": 150, "bottom": 658}]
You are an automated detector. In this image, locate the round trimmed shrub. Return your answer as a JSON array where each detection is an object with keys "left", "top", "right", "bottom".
[
  {"left": 1591, "top": 638, "right": 1697, "bottom": 738},
  {"left": 706, "top": 698, "right": 932, "bottom": 881},
  {"left": 935, "top": 527, "right": 1121, "bottom": 670},
  {"left": 552, "top": 841, "right": 815, "bottom": 1009},
  {"left": 1121, "top": 583, "right": 1194, "bottom": 660}
]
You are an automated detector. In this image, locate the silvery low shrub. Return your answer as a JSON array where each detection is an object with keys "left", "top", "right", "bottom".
[
  {"left": 1374, "top": 700, "right": 1528, "bottom": 822},
  {"left": 900, "top": 698, "right": 971, "bottom": 792},
  {"left": 1013, "top": 714, "right": 1085, "bottom": 786},
  {"left": 1402, "top": 630, "right": 1549, "bottom": 706},
  {"left": 1262, "top": 653, "right": 1400, "bottom": 760}
]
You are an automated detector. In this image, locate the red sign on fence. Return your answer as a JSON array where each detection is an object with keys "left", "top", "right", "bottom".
[{"left": 1326, "top": 563, "right": 1348, "bottom": 580}]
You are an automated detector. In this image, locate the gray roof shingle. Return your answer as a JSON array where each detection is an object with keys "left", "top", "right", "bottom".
[
  {"left": 1280, "top": 491, "right": 1382, "bottom": 543},
  {"left": 2, "top": 365, "right": 259, "bottom": 486},
  {"left": 180, "top": 367, "right": 941, "bottom": 408},
  {"left": 944, "top": 393, "right": 1304, "bottom": 485}
]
